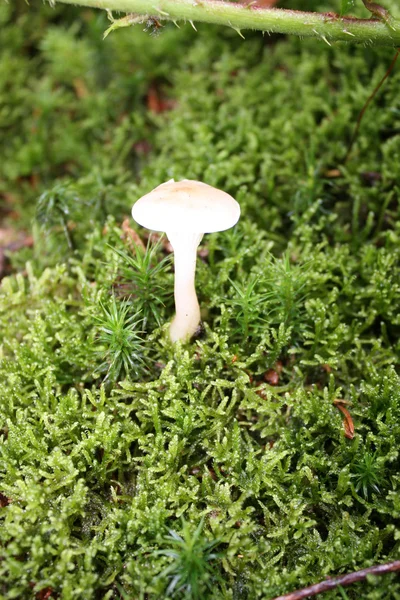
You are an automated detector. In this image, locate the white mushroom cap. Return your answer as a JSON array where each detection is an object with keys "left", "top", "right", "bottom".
[{"left": 131, "top": 179, "right": 240, "bottom": 233}]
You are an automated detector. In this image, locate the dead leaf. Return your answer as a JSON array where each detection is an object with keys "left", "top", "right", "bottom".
[
  {"left": 361, "top": 171, "right": 382, "bottom": 186},
  {"left": 147, "top": 84, "right": 176, "bottom": 114},
  {"left": 73, "top": 78, "right": 90, "bottom": 99},
  {"left": 133, "top": 140, "right": 152, "bottom": 155},
  {"left": 121, "top": 218, "right": 146, "bottom": 252},
  {"left": 0, "top": 492, "right": 10, "bottom": 507},
  {"left": 36, "top": 588, "right": 55, "bottom": 600},
  {"left": 264, "top": 369, "right": 279, "bottom": 385},
  {"left": 0, "top": 229, "right": 34, "bottom": 279},
  {"left": 325, "top": 168, "right": 342, "bottom": 178},
  {"left": 334, "top": 400, "right": 355, "bottom": 439}
]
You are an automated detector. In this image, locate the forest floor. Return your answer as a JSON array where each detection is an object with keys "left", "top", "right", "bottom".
[{"left": 1, "top": 1, "right": 400, "bottom": 598}]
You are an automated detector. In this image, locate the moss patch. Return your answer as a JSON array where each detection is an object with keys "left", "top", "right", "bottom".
[{"left": 1, "top": 1, "right": 400, "bottom": 598}]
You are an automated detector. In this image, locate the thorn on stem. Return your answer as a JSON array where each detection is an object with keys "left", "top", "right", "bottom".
[
  {"left": 321, "top": 34, "right": 332, "bottom": 46},
  {"left": 233, "top": 27, "right": 245, "bottom": 38},
  {"left": 153, "top": 6, "right": 170, "bottom": 17}
]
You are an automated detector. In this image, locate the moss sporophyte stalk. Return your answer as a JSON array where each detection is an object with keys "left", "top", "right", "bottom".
[{"left": 2, "top": 1, "right": 400, "bottom": 598}]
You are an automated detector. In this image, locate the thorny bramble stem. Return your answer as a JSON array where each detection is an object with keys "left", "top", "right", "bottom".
[{"left": 49, "top": 0, "right": 400, "bottom": 46}]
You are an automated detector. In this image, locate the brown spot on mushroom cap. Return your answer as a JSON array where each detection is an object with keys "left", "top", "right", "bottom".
[{"left": 132, "top": 179, "right": 240, "bottom": 234}]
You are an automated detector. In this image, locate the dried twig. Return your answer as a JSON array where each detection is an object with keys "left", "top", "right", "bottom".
[{"left": 272, "top": 560, "right": 400, "bottom": 600}]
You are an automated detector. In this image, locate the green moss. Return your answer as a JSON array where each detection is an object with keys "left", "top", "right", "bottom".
[{"left": 1, "top": 1, "right": 400, "bottom": 598}]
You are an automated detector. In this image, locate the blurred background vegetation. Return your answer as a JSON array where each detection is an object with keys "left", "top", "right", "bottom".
[{"left": 0, "top": 0, "right": 400, "bottom": 598}]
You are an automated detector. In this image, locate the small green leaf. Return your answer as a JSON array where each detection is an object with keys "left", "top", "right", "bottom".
[
  {"left": 103, "top": 11, "right": 145, "bottom": 39},
  {"left": 340, "top": 0, "right": 356, "bottom": 15}
]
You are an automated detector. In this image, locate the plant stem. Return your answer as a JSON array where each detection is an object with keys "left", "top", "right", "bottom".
[
  {"left": 344, "top": 47, "right": 400, "bottom": 161},
  {"left": 51, "top": 0, "right": 400, "bottom": 46}
]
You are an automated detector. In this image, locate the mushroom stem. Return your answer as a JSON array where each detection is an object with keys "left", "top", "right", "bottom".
[{"left": 167, "top": 231, "right": 204, "bottom": 342}]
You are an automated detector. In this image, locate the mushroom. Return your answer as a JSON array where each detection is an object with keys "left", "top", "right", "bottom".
[{"left": 131, "top": 179, "right": 240, "bottom": 342}]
